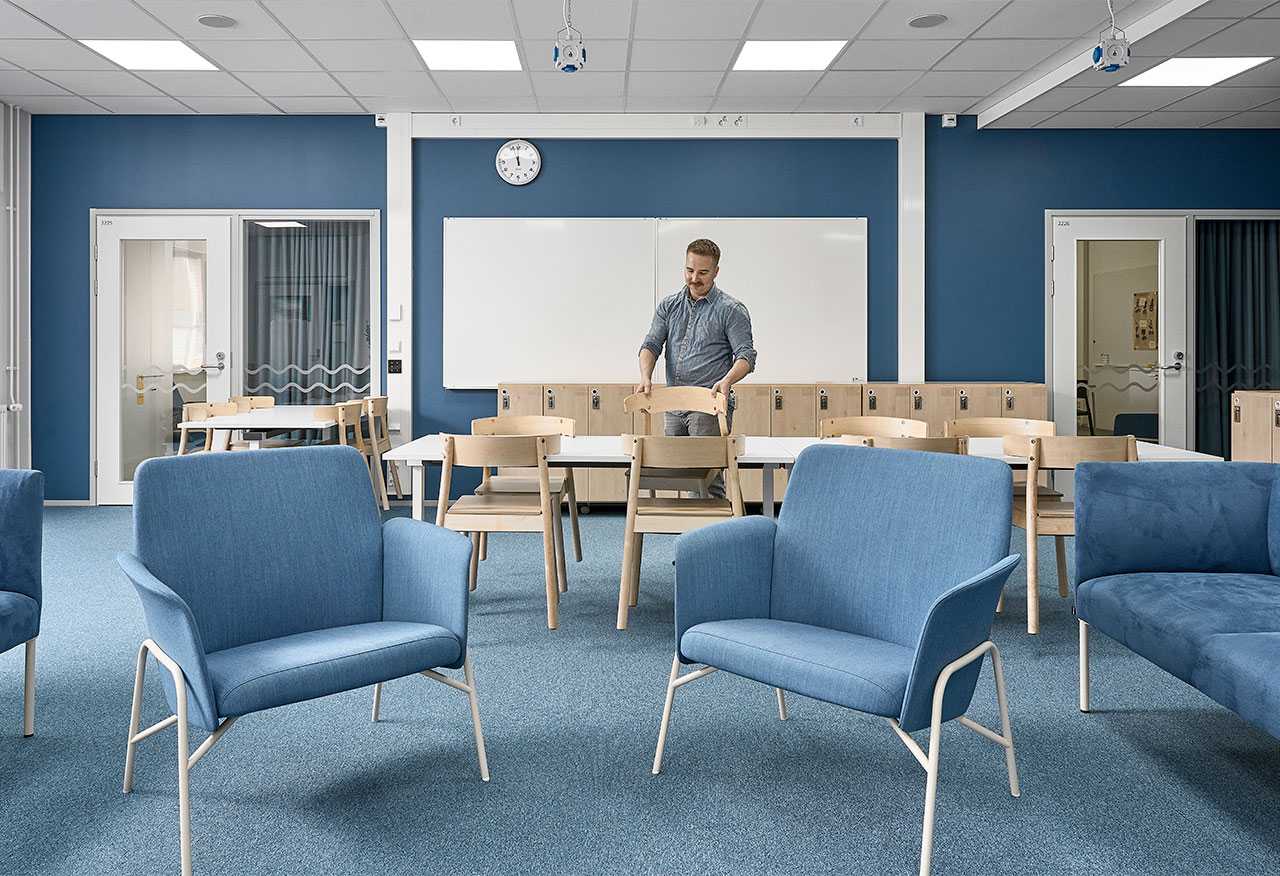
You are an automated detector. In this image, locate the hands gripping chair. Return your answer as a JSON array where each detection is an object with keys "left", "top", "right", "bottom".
[
  {"left": 1, "top": 469, "right": 42, "bottom": 737},
  {"left": 118, "top": 446, "right": 488, "bottom": 876},
  {"left": 653, "top": 444, "right": 1021, "bottom": 876},
  {"left": 623, "top": 387, "right": 729, "bottom": 497}
]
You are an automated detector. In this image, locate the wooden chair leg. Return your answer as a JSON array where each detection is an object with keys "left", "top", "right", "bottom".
[
  {"left": 542, "top": 516, "right": 559, "bottom": 629},
  {"left": 478, "top": 532, "right": 488, "bottom": 562},
  {"left": 1026, "top": 525, "right": 1040, "bottom": 635},
  {"left": 370, "top": 451, "right": 390, "bottom": 511},
  {"left": 552, "top": 500, "right": 568, "bottom": 594},
  {"left": 387, "top": 458, "right": 405, "bottom": 498},
  {"left": 468, "top": 533, "right": 480, "bottom": 592},
  {"left": 628, "top": 533, "right": 644, "bottom": 607},
  {"left": 566, "top": 472, "right": 583, "bottom": 562},
  {"left": 1055, "top": 536, "right": 1069, "bottom": 599},
  {"left": 617, "top": 525, "right": 637, "bottom": 630}
]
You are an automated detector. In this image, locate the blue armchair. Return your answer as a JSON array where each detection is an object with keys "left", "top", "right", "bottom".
[
  {"left": 118, "top": 446, "right": 485, "bottom": 876},
  {"left": 653, "top": 444, "right": 1022, "bottom": 876},
  {"left": 1, "top": 469, "right": 42, "bottom": 738}
]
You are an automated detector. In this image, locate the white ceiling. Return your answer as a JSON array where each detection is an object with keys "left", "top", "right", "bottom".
[{"left": 0, "top": 0, "right": 1275, "bottom": 127}]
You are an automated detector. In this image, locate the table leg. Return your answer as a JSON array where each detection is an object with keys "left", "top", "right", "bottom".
[
  {"left": 762, "top": 463, "right": 776, "bottom": 519},
  {"left": 412, "top": 463, "right": 425, "bottom": 521}
]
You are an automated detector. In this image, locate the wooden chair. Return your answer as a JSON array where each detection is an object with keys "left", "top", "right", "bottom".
[
  {"left": 364, "top": 396, "right": 403, "bottom": 510},
  {"left": 819, "top": 416, "right": 928, "bottom": 439},
  {"left": 232, "top": 395, "right": 276, "bottom": 412},
  {"left": 177, "top": 402, "right": 239, "bottom": 454},
  {"left": 1006, "top": 434, "right": 1138, "bottom": 635},
  {"left": 329, "top": 400, "right": 385, "bottom": 508},
  {"left": 471, "top": 415, "right": 581, "bottom": 569},
  {"left": 946, "top": 416, "right": 1063, "bottom": 498},
  {"left": 869, "top": 436, "right": 969, "bottom": 454},
  {"left": 437, "top": 434, "right": 567, "bottom": 629},
  {"left": 623, "top": 387, "right": 729, "bottom": 496},
  {"left": 618, "top": 434, "right": 744, "bottom": 630}
]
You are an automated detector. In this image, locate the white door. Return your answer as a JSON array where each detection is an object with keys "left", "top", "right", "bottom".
[
  {"left": 1050, "top": 216, "right": 1190, "bottom": 447},
  {"left": 95, "top": 215, "right": 232, "bottom": 504}
]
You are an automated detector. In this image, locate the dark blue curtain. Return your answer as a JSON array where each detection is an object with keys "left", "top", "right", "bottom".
[{"left": 1195, "top": 220, "right": 1280, "bottom": 457}]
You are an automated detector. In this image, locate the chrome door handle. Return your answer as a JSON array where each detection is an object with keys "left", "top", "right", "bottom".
[
  {"left": 1159, "top": 351, "right": 1184, "bottom": 372},
  {"left": 200, "top": 352, "right": 227, "bottom": 372}
]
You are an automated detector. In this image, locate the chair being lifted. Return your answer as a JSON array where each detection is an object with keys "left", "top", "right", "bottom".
[{"left": 623, "top": 387, "right": 729, "bottom": 497}]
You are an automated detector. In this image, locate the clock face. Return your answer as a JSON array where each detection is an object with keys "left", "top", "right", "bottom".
[{"left": 496, "top": 139, "right": 541, "bottom": 186}]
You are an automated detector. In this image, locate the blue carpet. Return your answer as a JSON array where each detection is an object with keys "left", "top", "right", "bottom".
[{"left": 1, "top": 507, "right": 1278, "bottom": 875}]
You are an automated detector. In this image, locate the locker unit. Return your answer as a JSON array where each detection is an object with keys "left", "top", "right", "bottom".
[
  {"left": 1002, "top": 383, "right": 1047, "bottom": 420},
  {"left": 816, "top": 383, "right": 862, "bottom": 420},
  {"left": 729, "top": 385, "right": 773, "bottom": 503},
  {"left": 586, "top": 384, "right": 633, "bottom": 502},
  {"left": 908, "top": 384, "right": 955, "bottom": 437},
  {"left": 542, "top": 384, "right": 589, "bottom": 497},
  {"left": 954, "top": 383, "right": 1004, "bottom": 420},
  {"left": 770, "top": 385, "right": 817, "bottom": 437},
  {"left": 862, "top": 383, "right": 910, "bottom": 418},
  {"left": 497, "top": 383, "right": 543, "bottom": 417},
  {"left": 1231, "top": 390, "right": 1280, "bottom": 462}
]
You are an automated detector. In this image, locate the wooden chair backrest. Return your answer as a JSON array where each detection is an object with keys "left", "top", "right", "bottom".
[
  {"left": 819, "top": 415, "right": 928, "bottom": 439},
  {"left": 1005, "top": 434, "right": 1138, "bottom": 470},
  {"left": 471, "top": 415, "right": 577, "bottom": 437},
  {"left": 334, "top": 401, "right": 368, "bottom": 450},
  {"left": 624, "top": 386, "right": 729, "bottom": 436},
  {"left": 183, "top": 402, "right": 212, "bottom": 422},
  {"left": 443, "top": 433, "right": 561, "bottom": 469},
  {"left": 365, "top": 396, "right": 392, "bottom": 444},
  {"left": 823, "top": 435, "right": 873, "bottom": 446},
  {"left": 625, "top": 434, "right": 743, "bottom": 516},
  {"left": 869, "top": 436, "right": 968, "bottom": 454},
  {"left": 233, "top": 395, "right": 276, "bottom": 411},
  {"left": 945, "top": 417, "right": 1054, "bottom": 438}
]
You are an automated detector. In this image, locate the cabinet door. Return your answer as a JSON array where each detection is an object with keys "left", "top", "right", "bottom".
[
  {"left": 816, "top": 383, "right": 862, "bottom": 420},
  {"left": 770, "top": 385, "right": 817, "bottom": 437},
  {"left": 497, "top": 383, "right": 543, "bottom": 417},
  {"left": 908, "top": 384, "right": 956, "bottom": 437},
  {"left": 1231, "top": 391, "right": 1274, "bottom": 462},
  {"left": 862, "top": 383, "right": 909, "bottom": 418},
  {"left": 953, "top": 384, "right": 1003, "bottom": 422},
  {"left": 587, "top": 384, "right": 632, "bottom": 502},
  {"left": 542, "top": 384, "right": 588, "bottom": 485},
  {"left": 1002, "top": 384, "right": 1048, "bottom": 420},
  {"left": 729, "top": 385, "right": 771, "bottom": 502}
]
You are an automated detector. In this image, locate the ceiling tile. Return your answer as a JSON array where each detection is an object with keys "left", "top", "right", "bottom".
[
  {"left": 38, "top": 70, "right": 162, "bottom": 96},
  {"left": 1182, "top": 18, "right": 1280, "bottom": 55},
  {"left": 524, "top": 39, "right": 630, "bottom": 71},
  {"left": 1165, "top": 86, "right": 1280, "bottom": 110},
  {"left": 530, "top": 70, "right": 624, "bottom": 97},
  {"left": 136, "top": 71, "right": 255, "bottom": 96},
  {"left": 985, "top": 110, "right": 1057, "bottom": 127},
  {"left": 261, "top": 1, "right": 403, "bottom": 40},
  {"left": 304, "top": 40, "right": 424, "bottom": 72},
  {"left": 390, "top": 0, "right": 516, "bottom": 38},
  {"left": 1131, "top": 18, "right": 1235, "bottom": 57},
  {"left": 710, "top": 96, "right": 803, "bottom": 111},
  {"left": 0, "top": 38, "right": 117, "bottom": 70},
  {"left": 901, "top": 70, "right": 1016, "bottom": 96},
  {"left": 834, "top": 39, "right": 958, "bottom": 70},
  {"left": 1019, "top": 86, "right": 1101, "bottom": 111},
  {"left": 9, "top": 0, "right": 172, "bottom": 38},
  {"left": 630, "top": 40, "right": 739, "bottom": 71},
  {"left": 859, "top": 1, "right": 1007, "bottom": 40},
  {"left": 628, "top": 71, "right": 723, "bottom": 96},
  {"left": 355, "top": 93, "right": 451, "bottom": 111},
  {"left": 1068, "top": 86, "right": 1197, "bottom": 111},
  {"left": 1120, "top": 110, "right": 1235, "bottom": 127},
  {"left": 138, "top": 1, "right": 291, "bottom": 40},
  {"left": 748, "top": 0, "right": 879, "bottom": 38},
  {"left": 880, "top": 95, "right": 983, "bottom": 112},
  {"left": 935, "top": 39, "right": 1070, "bottom": 71},
  {"left": 6, "top": 94, "right": 102, "bottom": 112},
  {"left": 1259, "top": 1, "right": 1280, "bottom": 14},
  {"left": 1207, "top": 110, "right": 1280, "bottom": 126},
  {"left": 537, "top": 96, "right": 627, "bottom": 111},
  {"left": 718, "top": 71, "right": 822, "bottom": 97},
  {"left": 972, "top": 0, "right": 1111, "bottom": 38},
  {"left": 0, "top": 4, "right": 60, "bottom": 38},
  {"left": 634, "top": 0, "right": 757, "bottom": 39},
  {"left": 270, "top": 95, "right": 365, "bottom": 112},
  {"left": 811, "top": 70, "right": 920, "bottom": 96},
  {"left": 1187, "top": 0, "right": 1275, "bottom": 15},
  {"left": 796, "top": 95, "right": 895, "bottom": 110},
  {"left": 96, "top": 95, "right": 195, "bottom": 113},
  {"left": 0, "top": 70, "right": 68, "bottom": 95},
  {"left": 236, "top": 71, "right": 344, "bottom": 96},
  {"left": 625, "top": 96, "right": 715, "bottom": 111},
  {"left": 431, "top": 71, "right": 533, "bottom": 97},
  {"left": 1217, "top": 58, "right": 1280, "bottom": 86},
  {"left": 0, "top": 58, "right": 14, "bottom": 70},
  {"left": 1036, "top": 110, "right": 1148, "bottom": 127},
  {"left": 449, "top": 95, "right": 539, "bottom": 111},
  {"left": 332, "top": 71, "right": 442, "bottom": 97},
  {"left": 513, "top": 0, "right": 635, "bottom": 39},
  {"left": 192, "top": 40, "right": 321, "bottom": 72},
  {"left": 183, "top": 95, "right": 280, "bottom": 113}
]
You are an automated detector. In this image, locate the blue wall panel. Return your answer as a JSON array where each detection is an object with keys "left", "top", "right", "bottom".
[
  {"left": 926, "top": 115, "right": 1280, "bottom": 381},
  {"left": 30, "top": 115, "right": 385, "bottom": 500}
]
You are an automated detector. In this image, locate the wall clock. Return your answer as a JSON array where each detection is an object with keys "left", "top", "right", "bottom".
[{"left": 495, "top": 139, "right": 541, "bottom": 186}]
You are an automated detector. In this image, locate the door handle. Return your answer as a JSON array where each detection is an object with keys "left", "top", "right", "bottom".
[
  {"left": 1159, "top": 351, "right": 1184, "bottom": 372},
  {"left": 201, "top": 352, "right": 227, "bottom": 372}
]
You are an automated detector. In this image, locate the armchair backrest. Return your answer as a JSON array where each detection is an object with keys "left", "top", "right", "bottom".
[
  {"left": 1076, "top": 461, "right": 1279, "bottom": 582},
  {"left": 0, "top": 469, "right": 43, "bottom": 605},
  {"left": 132, "top": 446, "right": 383, "bottom": 653},
  {"left": 770, "top": 444, "right": 1012, "bottom": 648}
]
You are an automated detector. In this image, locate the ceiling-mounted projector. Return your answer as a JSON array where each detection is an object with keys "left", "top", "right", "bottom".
[{"left": 553, "top": 0, "right": 586, "bottom": 73}]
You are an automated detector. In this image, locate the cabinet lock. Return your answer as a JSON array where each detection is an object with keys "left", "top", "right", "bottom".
[
  {"left": 591, "top": 388, "right": 600, "bottom": 410},
  {"left": 773, "top": 389, "right": 783, "bottom": 411},
  {"left": 501, "top": 389, "right": 510, "bottom": 411},
  {"left": 819, "top": 388, "right": 828, "bottom": 411},
  {"left": 545, "top": 388, "right": 555, "bottom": 410},
  {"left": 867, "top": 391, "right": 877, "bottom": 411},
  {"left": 959, "top": 392, "right": 969, "bottom": 411}
]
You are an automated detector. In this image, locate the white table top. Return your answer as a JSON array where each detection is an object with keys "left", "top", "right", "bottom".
[
  {"left": 385, "top": 433, "right": 1219, "bottom": 467},
  {"left": 177, "top": 404, "right": 338, "bottom": 431}
]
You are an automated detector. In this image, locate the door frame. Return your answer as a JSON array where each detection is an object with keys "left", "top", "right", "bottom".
[{"left": 87, "top": 207, "right": 381, "bottom": 506}]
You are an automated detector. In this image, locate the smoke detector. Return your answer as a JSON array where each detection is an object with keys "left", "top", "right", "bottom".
[{"left": 197, "top": 14, "right": 237, "bottom": 29}]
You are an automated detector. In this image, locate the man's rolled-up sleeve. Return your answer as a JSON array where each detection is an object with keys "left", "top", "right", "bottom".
[
  {"left": 726, "top": 303, "right": 757, "bottom": 372},
  {"left": 640, "top": 301, "right": 669, "bottom": 359}
]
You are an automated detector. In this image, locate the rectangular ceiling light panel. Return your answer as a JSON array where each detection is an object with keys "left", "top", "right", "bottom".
[
  {"left": 414, "top": 40, "right": 522, "bottom": 71},
  {"left": 1120, "top": 57, "right": 1272, "bottom": 87},
  {"left": 734, "top": 40, "right": 847, "bottom": 71},
  {"left": 80, "top": 40, "right": 217, "bottom": 71}
]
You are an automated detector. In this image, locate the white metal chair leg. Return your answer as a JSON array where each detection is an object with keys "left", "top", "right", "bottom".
[
  {"left": 989, "top": 644, "right": 1021, "bottom": 797},
  {"left": 371, "top": 682, "right": 383, "bottom": 722},
  {"left": 651, "top": 653, "right": 718, "bottom": 775},
  {"left": 775, "top": 687, "right": 788, "bottom": 721},
  {"left": 1079, "top": 619, "right": 1091, "bottom": 713},
  {"left": 22, "top": 638, "right": 36, "bottom": 737},
  {"left": 123, "top": 642, "right": 150, "bottom": 793},
  {"left": 418, "top": 652, "right": 491, "bottom": 782}
]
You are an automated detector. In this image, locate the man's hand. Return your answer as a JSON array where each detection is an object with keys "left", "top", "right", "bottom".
[
  {"left": 635, "top": 376, "right": 653, "bottom": 395},
  {"left": 712, "top": 378, "right": 729, "bottom": 399}
]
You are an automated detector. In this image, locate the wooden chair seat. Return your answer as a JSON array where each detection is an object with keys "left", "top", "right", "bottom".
[
  {"left": 636, "top": 497, "right": 735, "bottom": 516},
  {"left": 476, "top": 473, "right": 568, "bottom": 494},
  {"left": 447, "top": 493, "right": 552, "bottom": 516},
  {"left": 1014, "top": 498, "right": 1073, "bottom": 518}
]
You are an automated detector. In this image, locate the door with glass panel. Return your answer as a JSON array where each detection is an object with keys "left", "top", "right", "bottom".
[{"left": 95, "top": 215, "right": 232, "bottom": 504}]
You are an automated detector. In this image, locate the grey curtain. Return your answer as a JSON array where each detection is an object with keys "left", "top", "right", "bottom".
[
  {"left": 1195, "top": 219, "right": 1280, "bottom": 457},
  {"left": 244, "top": 220, "right": 371, "bottom": 404}
]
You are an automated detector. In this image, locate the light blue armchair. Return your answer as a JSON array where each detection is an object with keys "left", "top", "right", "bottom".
[
  {"left": 653, "top": 444, "right": 1022, "bottom": 876},
  {"left": 1, "top": 468, "right": 42, "bottom": 738},
  {"left": 118, "top": 446, "right": 486, "bottom": 876}
]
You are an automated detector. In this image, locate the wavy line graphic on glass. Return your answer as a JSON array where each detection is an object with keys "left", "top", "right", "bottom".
[
  {"left": 245, "top": 381, "right": 370, "bottom": 394},
  {"left": 245, "top": 364, "right": 370, "bottom": 376}
]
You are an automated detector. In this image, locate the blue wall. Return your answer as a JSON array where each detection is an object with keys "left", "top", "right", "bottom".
[
  {"left": 926, "top": 114, "right": 1280, "bottom": 381},
  {"left": 413, "top": 137, "right": 899, "bottom": 494},
  {"left": 30, "top": 115, "right": 386, "bottom": 500}
]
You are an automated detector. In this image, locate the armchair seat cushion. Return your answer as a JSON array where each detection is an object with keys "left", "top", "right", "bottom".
[
  {"left": 206, "top": 621, "right": 462, "bottom": 718},
  {"left": 1193, "top": 633, "right": 1280, "bottom": 739},
  {"left": 0, "top": 591, "right": 39, "bottom": 654},
  {"left": 1076, "top": 572, "right": 1280, "bottom": 682},
  {"left": 680, "top": 618, "right": 913, "bottom": 717}
]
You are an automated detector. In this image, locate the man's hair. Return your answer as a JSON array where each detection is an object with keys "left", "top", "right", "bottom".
[{"left": 686, "top": 238, "right": 720, "bottom": 265}]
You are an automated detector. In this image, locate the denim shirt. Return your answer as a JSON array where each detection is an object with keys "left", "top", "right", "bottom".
[{"left": 639, "top": 285, "right": 757, "bottom": 389}]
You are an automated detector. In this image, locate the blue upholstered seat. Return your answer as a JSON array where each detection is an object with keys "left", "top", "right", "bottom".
[{"left": 0, "top": 468, "right": 43, "bottom": 737}]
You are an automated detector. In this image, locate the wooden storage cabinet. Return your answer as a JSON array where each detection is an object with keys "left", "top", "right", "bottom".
[
  {"left": 729, "top": 385, "right": 773, "bottom": 503},
  {"left": 1231, "top": 390, "right": 1280, "bottom": 462},
  {"left": 497, "top": 383, "right": 543, "bottom": 417},
  {"left": 953, "top": 383, "right": 1003, "bottom": 420},
  {"left": 1001, "top": 383, "right": 1047, "bottom": 420},
  {"left": 816, "top": 383, "right": 861, "bottom": 420},
  {"left": 586, "top": 384, "right": 632, "bottom": 501},
  {"left": 862, "top": 383, "right": 909, "bottom": 418},
  {"left": 908, "top": 384, "right": 955, "bottom": 437}
]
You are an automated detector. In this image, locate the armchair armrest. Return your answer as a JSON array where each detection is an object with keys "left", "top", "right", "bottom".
[
  {"left": 382, "top": 518, "right": 472, "bottom": 657},
  {"left": 674, "top": 516, "right": 776, "bottom": 662},
  {"left": 898, "top": 554, "right": 1020, "bottom": 733},
  {"left": 116, "top": 552, "right": 219, "bottom": 730}
]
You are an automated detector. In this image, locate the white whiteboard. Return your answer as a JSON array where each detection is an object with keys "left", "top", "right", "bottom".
[
  {"left": 442, "top": 217, "right": 868, "bottom": 388},
  {"left": 657, "top": 218, "right": 867, "bottom": 384}
]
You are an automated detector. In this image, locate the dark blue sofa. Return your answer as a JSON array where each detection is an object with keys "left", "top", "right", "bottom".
[{"left": 1074, "top": 460, "right": 1280, "bottom": 738}]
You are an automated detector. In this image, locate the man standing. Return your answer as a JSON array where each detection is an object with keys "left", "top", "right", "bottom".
[{"left": 637, "top": 238, "right": 756, "bottom": 496}]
